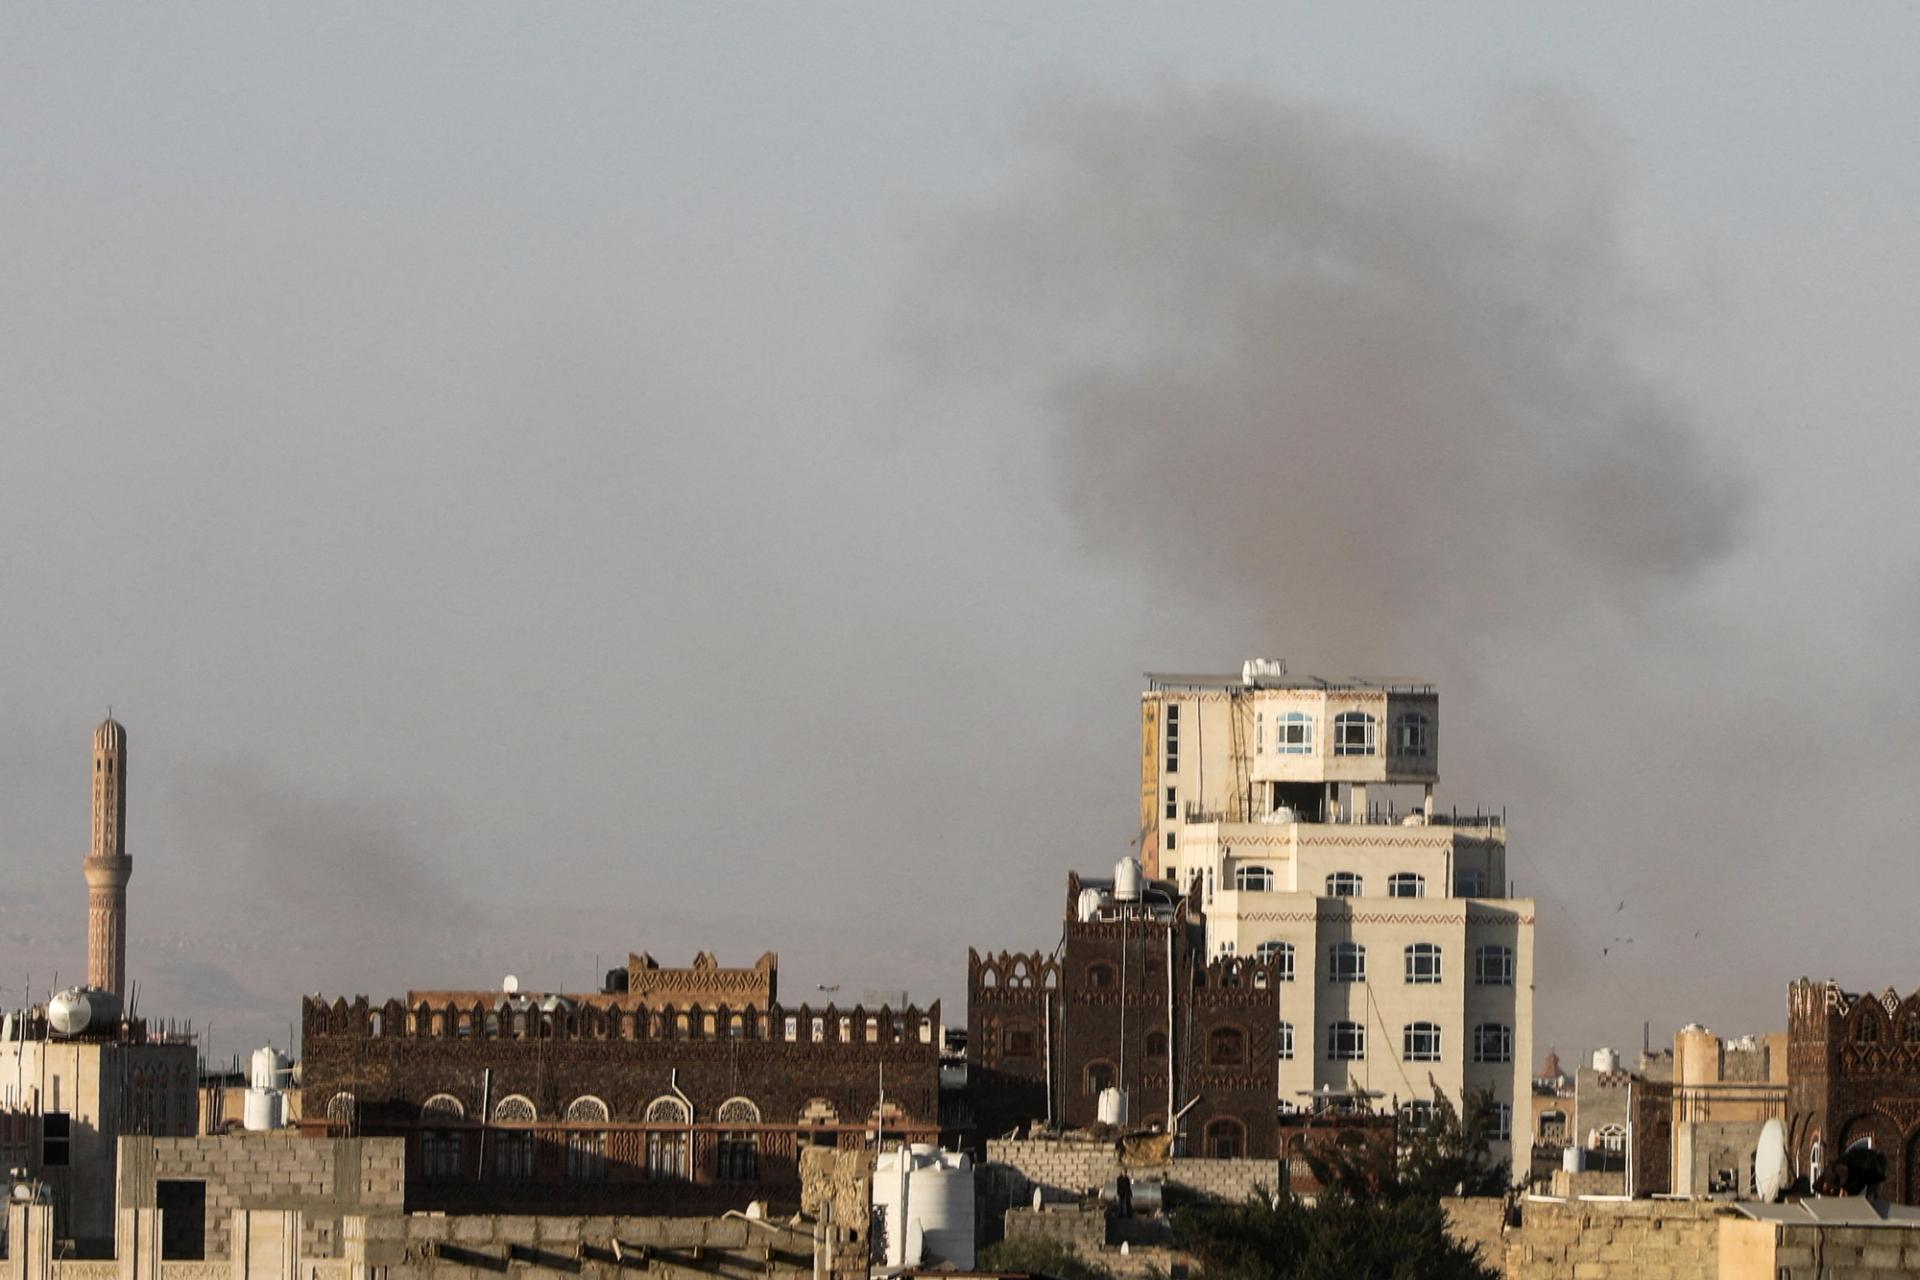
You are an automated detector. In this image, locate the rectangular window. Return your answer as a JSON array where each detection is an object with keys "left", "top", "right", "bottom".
[
  {"left": 645, "top": 1132, "right": 688, "bottom": 1180},
  {"left": 1455, "top": 869, "right": 1486, "bottom": 897},
  {"left": 1474, "top": 946, "right": 1515, "bottom": 987},
  {"left": 1404, "top": 944, "right": 1442, "bottom": 984},
  {"left": 1166, "top": 831, "right": 1176, "bottom": 851},
  {"left": 1328, "top": 943, "right": 1366, "bottom": 983},
  {"left": 1328, "top": 1021, "right": 1366, "bottom": 1061},
  {"left": 1403, "top": 1023, "right": 1442, "bottom": 1062},
  {"left": 566, "top": 1132, "right": 606, "bottom": 1181},
  {"left": 1164, "top": 704, "right": 1180, "bottom": 773},
  {"left": 494, "top": 1131, "right": 535, "bottom": 1179},
  {"left": 421, "top": 1130, "right": 463, "bottom": 1179},
  {"left": 1472, "top": 1023, "right": 1513, "bottom": 1064},
  {"left": 41, "top": 1112, "right": 70, "bottom": 1167},
  {"left": 1165, "top": 786, "right": 1177, "bottom": 820}
]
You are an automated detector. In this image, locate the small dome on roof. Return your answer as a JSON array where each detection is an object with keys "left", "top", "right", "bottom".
[{"left": 94, "top": 717, "right": 126, "bottom": 753}]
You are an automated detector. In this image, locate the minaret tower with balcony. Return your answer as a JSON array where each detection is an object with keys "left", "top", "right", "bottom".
[{"left": 83, "top": 716, "right": 132, "bottom": 995}]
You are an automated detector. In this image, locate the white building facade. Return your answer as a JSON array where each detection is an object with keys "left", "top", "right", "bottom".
[{"left": 1141, "top": 664, "right": 1534, "bottom": 1172}]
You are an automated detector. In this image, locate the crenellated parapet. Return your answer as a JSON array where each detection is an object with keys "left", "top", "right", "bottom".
[{"left": 301, "top": 994, "right": 941, "bottom": 1046}]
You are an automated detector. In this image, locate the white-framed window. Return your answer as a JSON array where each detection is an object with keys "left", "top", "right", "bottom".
[
  {"left": 1256, "top": 940, "right": 1295, "bottom": 981},
  {"left": 1394, "top": 711, "right": 1432, "bottom": 758},
  {"left": 1403, "top": 1022, "right": 1442, "bottom": 1062},
  {"left": 1234, "top": 864, "right": 1274, "bottom": 892},
  {"left": 1277, "top": 1021, "right": 1295, "bottom": 1060},
  {"left": 1328, "top": 1020, "right": 1366, "bottom": 1060},
  {"left": 646, "top": 1095, "right": 691, "bottom": 1125},
  {"left": 1276, "top": 712, "right": 1313, "bottom": 755},
  {"left": 1326, "top": 871, "right": 1363, "bottom": 897},
  {"left": 1592, "top": 1123, "right": 1627, "bottom": 1154},
  {"left": 1472, "top": 1022, "right": 1513, "bottom": 1064},
  {"left": 811, "top": 1016, "right": 825, "bottom": 1042},
  {"left": 1456, "top": 869, "right": 1487, "bottom": 896},
  {"left": 1490, "top": 1103, "right": 1512, "bottom": 1142},
  {"left": 493, "top": 1095, "right": 536, "bottom": 1124},
  {"left": 1333, "top": 711, "right": 1376, "bottom": 756},
  {"left": 1164, "top": 703, "right": 1180, "bottom": 773},
  {"left": 1474, "top": 945, "right": 1515, "bottom": 986},
  {"left": 1404, "top": 942, "right": 1442, "bottom": 984},
  {"left": 421, "top": 1094, "right": 465, "bottom": 1121},
  {"left": 1329, "top": 941, "right": 1366, "bottom": 983},
  {"left": 1387, "top": 872, "right": 1425, "bottom": 899}
]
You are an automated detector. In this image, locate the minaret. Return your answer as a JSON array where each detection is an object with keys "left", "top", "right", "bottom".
[{"left": 82, "top": 717, "right": 132, "bottom": 995}]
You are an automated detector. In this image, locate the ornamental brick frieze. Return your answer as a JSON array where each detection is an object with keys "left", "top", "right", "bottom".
[{"left": 1873, "top": 1098, "right": 1920, "bottom": 1133}]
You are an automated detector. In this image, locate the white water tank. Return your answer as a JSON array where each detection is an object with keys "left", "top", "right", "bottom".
[
  {"left": 242, "top": 1088, "right": 287, "bottom": 1131},
  {"left": 1077, "top": 888, "right": 1107, "bottom": 922},
  {"left": 872, "top": 1146, "right": 975, "bottom": 1269},
  {"left": 1114, "top": 858, "right": 1143, "bottom": 903},
  {"left": 250, "top": 1047, "right": 292, "bottom": 1091},
  {"left": 1563, "top": 1146, "right": 1585, "bottom": 1173},
  {"left": 1591, "top": 1047, "right": 1620, "bottom": 1072},
  {"left": 48, "top": 988, "right": 120, "bottom": 1037},
  {"left": 1097, "top": 1086, "right": 1129, "bottom": 1128}
]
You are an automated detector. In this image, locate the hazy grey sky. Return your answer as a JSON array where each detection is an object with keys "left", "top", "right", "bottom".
[{"left": 5, "top": 5, "right": 1920, "bottom": 1065}]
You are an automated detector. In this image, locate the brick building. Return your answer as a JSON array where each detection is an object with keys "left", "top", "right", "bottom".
[
  {"left": 299, "top": 971, "right": 941, "bottom": 1216},
  {"left": 1787, "top": 977, "right": 1920, "bottom": 1202},
  {"left": 968, "top": 867, "right": 1282, "bottom": 1160}
]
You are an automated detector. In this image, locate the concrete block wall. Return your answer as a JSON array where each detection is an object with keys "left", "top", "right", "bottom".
[
  {"left": 128, "top": 1136, "right": 404, "bottom": 1260},
  {"left": 982, "top": 1139, "right": 1278, "bottom": 1207},
  {"left": 1721, "top": 1217, "right": 1920, "bottom": 1280},
  {"left": 1003, "top": 1206, "right": 1107, "bottom": 1252}
]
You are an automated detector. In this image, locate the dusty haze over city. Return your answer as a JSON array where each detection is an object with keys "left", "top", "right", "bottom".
[{"left": 4, "top": 6, "right": 1917, "bottom": 1067}]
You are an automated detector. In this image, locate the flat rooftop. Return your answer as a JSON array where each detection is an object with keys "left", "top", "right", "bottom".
[{"left": 1145, "top": 671, "right": 1435, "bottom": 695}]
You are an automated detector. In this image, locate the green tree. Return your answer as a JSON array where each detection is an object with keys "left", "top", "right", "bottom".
[
  {"left": 1303, "top": 1088, "right": 1511, "bottom": 1203},
  {"left": 1173, "top": 1190, "right": 1497, "bottom": 1280},
  {"left": 979, "top": 1236, "right": 1117, "bottom": 1280}
]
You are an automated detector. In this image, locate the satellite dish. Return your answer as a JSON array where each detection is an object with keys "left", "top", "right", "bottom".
[
  {"left": 503, "top": 975, "right": 520, "bottom": 994},
  {"left": 1755, "top": 1118, "right": 1787, "bottom": 1201}
]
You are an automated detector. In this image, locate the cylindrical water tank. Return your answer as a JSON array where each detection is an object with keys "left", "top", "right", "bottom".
[
  {"left": 48, "top": 988, "right": 121, "bottom": 1037},
  {"left": 1097, "top": 1087, "right": 1129, "bottom": 1128},
  {"left": 250, "top": 1047, "right": 292, "bottom": 1091},
  {"left": 872, "top": 1146, "right": 976, "bottom": 1270},
  {"left": 1563, "top": 1146, "right": 1585, "bottom": 1173},
  {"left": 1591, "top": 1047, "right": 1620, "bottom": 1072},
  {"left": 243, "top": 1088, "right": 286, "bottom": 1132},
  {"left": 1077, "top": 888, "right": 1106, "bottom": 922},
  {"left": 1114, "top": 858, "right": 1143, "bottom": 903}
]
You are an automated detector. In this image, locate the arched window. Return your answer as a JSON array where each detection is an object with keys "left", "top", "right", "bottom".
[
  {"left": 1087, "top": 961, "right": 1116, "bottom": 989},
  {"left": 1403, "top": 1022, "right": 1442, "bottom": 1062},
  {"left": 1204, "top": 1117, "right": 1246, "bottom": 1159},
  {"left": 798, "top": 1098, "right": 838, "bottom": 1126},
  {"left": 1387, "top": 872, "right": 1424, "bottom": 899},
  {"left": 716, "top": 1097, "right": 761, "bottom": 1180},
  {"left": 1275, "top": 712, "right": 1314, "bottom": 755},
  {"left": 646, "top": 1096, "right": 691, "bottom": 1125},
  {"left": 1592, "top": 1123, "right": 1626, "bottom": 1153},
  {"left": 1277, "top": 1021, "right": 1295, "bottom": 1061},
  {"left": 1472, "top": 1023, "right": 1513, "bottom": 1064},
  {"left": 1144, "top": 1028, "right": 1170, "bottom": 1058},
  {"left": 1085, "top": 1060, "right": 1116, "bottom": 1097},
  {"left": 1393, "top": 712, "right": 1431, "bottom": 758},
  {"left": 1234, "top": 864, "right": 1274, "bottom": 892},
  {"left": 421, "top": 1094, "right": 465, "bottom": 1122},
  {"left": 324, "top": 1092, "right": 357, "bottom": 1129},
  {"left": 1209, "top": 1026, "right": 1247, "bottom": 1066},
  {"left": 565, "top": 1096, "right": 609, "bottom": 1124},
  {"left": 1404, "top": 943, "right": 1442, "bottom": 984},
  {"left": 1255, "top": 940, "right": 1296, "bottom": 981},
  {"left": 1328, "top": 1021, "right": 1366, "bottom": 1061},
  {"left": 1329, "top": 942, "right": 1367, "bottom": 983},
  {"left": 1326, "top": 871, "right": 1363, "bottom": 898},
  {"left": 1857, "top": 1016, "right": 1881, "bottom": 1044},
  {"left": 1474, "top": 945, "right": 1514, "bottom": 986},
  {"left": 493, "top": 1095, "right": 536, "bottom": 1124},
  {"left": 1333, "top": 712, "right": 1376, "bottom": 756}
]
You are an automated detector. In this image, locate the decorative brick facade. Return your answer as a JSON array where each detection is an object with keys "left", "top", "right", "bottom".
[
  {"left": 967, "top": 873, "right": 1280, "bottom": 1157},
  {"left": 299, "top": 991, "right": 940, "bottom": 1216},
  {"left": 1787, "top": 977, "right": 1920, "bottom": 1202}
]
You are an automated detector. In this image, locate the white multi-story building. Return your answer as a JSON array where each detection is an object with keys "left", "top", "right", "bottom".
[{"left": 1140, "top": 662, "right": 1533, "bottom": 1170}]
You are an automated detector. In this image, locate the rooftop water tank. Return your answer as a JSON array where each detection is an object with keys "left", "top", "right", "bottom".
[
  {"left": 48, "top": 987, "right": 120, "bottom": 1037},
  {"left": 1097, "top": 1086, "right": 1129, "bottom": 1128},
  {"left": 1591, "top": 1047, "right": 1620, "bottom": 1072},
  {"left": 1113, "top": 857, "right": 1143, "bottom": 903},
  {"left": 242, "top": 1088, "right": 287, "bottom": 1132},
  {"left": 250, "top": 1047, "right": 292, "bottom": 1091},
  {"left": 1077, "top": 888, "right": 1107, "bottom": 922},
  {"left": 872, "top": 1146, "right": 975, "bottom": 1269}
]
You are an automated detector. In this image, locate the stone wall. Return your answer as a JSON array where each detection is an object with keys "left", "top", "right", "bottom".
[
  {"left": 1502, "top": 1197, "right": 1725, "bottom": 1280},
  {"left": 346, "top": 1211, "right": 828, "bottom": 1280},
  {"left": 1438, "top": 1197, "right": 1506, "bottom": 1274},
  {"left": 1720, "top": 1217, "right": 1920, "bottom": 1279},
  {"left": 982, "top": 1138, "right": 1279, "bottom": 1208},
  {"left": 117, "top": 1134, "right": 405, "bottom": 1260}
]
